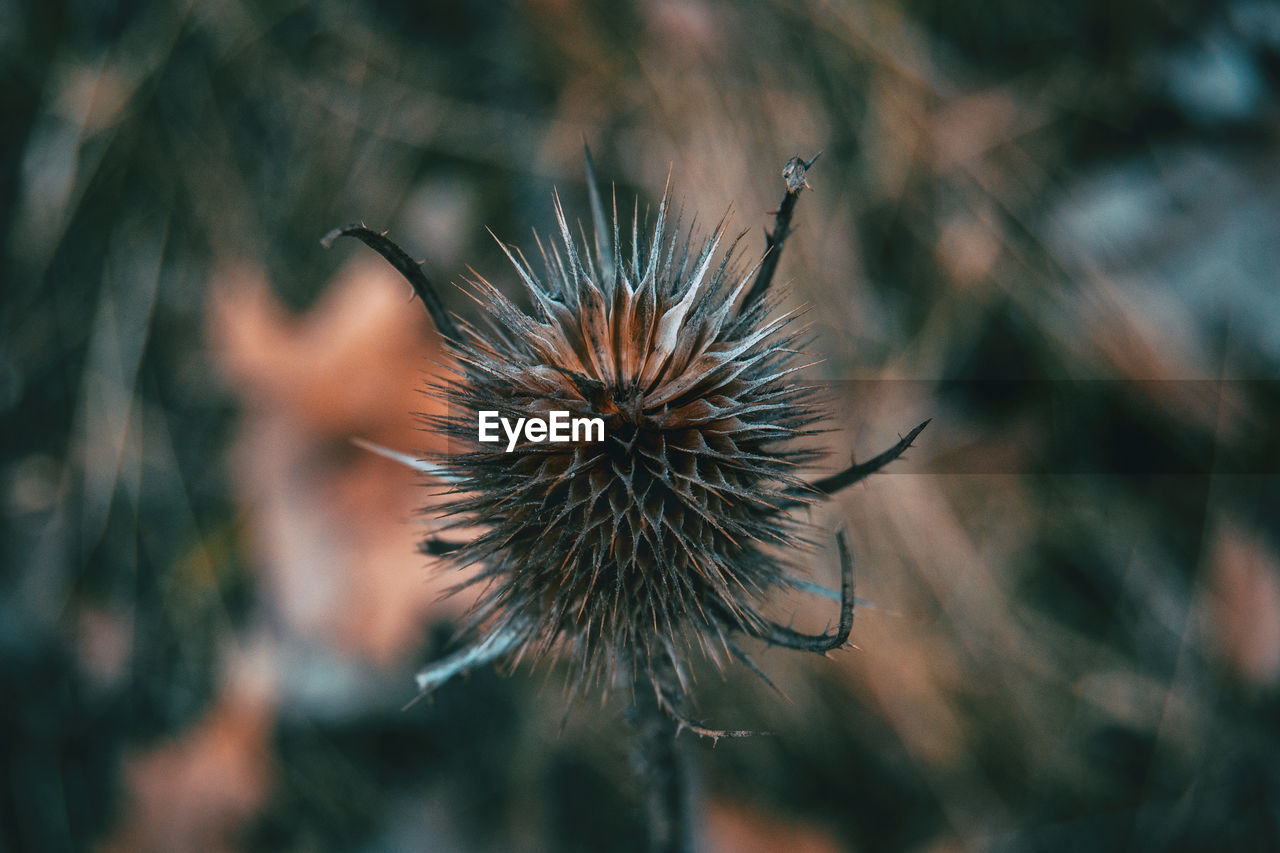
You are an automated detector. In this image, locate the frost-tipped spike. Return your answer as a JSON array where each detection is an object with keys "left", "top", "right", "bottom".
[
  {"left": 350, "top": 437, "right": 461, "bottom": 483},
  {"left": 610, "top": 184, "right": 623, "bottom": 294},
  {"left": 552, "top": 189, "right": 585, "bottom": 284},
  {"left": 645, "top": 170, "right": 673, "bottom": 281},
  {"left": 583, "top": 142, "right": 614, "bottom": 286},
  {"left": 787, "top": 578, "right": 892, "bottom": 614},
  {"left": 412, "top": 626, "right": 522, "bottom": 699}
]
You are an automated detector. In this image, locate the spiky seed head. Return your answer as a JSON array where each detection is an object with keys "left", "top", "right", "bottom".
[{"left": 427, "top": 182, "right": 823, "bottom": 692}]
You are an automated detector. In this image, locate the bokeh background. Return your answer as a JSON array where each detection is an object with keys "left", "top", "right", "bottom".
[{"left": 3, "top": 0, "right": 1280, "bottom": 850}]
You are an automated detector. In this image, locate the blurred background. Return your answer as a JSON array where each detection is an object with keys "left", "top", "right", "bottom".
[{"left": 3, "top": 0, "right": 1279, "bottom": 850}]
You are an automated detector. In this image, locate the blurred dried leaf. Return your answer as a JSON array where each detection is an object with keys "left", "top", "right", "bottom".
[
  {"left": 100, "top": 686, "right": 273, "bottom": 853},
  {"left": 703, "top": 800, "right": 843, "bottom": 853},
  {"left": 1208, "top": 522, "right": 1280, "bottom": 687},
  {"left": 208, "top": 259, "right": 468, "bottom": 664}
]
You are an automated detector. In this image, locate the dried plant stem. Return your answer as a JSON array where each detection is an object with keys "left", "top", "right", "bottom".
[
  {"left": 779, "top": 418, "right": 932, "bottom": 511},
  {"left": 321, "top": 224, "right": 461, "bottom": 343},
  {"left": 739, "top": 152, "right": 822, "bottom": 314},
  {"left": 630, "top": 658, "right": 693, "bottom": 853}
]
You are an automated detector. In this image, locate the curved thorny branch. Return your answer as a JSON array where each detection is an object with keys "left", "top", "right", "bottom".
[
  {"left": 779, "top": 418, "right": 932, "bottom": 510},
  {"left": 751, "top": 531, "right": 856, "bottom": 653},
  {"left": 321, "top": 224, "right": 462, "bottom": 344}
]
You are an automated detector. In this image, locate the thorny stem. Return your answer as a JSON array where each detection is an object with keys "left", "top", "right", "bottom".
[
  {"left": 754, "top": 531, "right": 856, "bottom": 653},
  {"left": 780, "top": 418, "right": 932, "bottom": 510},
  {"left": 321, "top": 224, "right": 462, "bottom": 344},
  {"left": 739, "top": 152, "right": 821, "bottom": 314},
  {"left": 628, "top": 530, "right": 852, "bottom": 852},
  {"left": 630, "top": 657, "right": 693, "bottom": 853}
]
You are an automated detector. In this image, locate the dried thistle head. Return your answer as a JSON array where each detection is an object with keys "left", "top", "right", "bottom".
[
  {"left": 326, "top": 152, "right": 926, "bottom": 727},
  {"left": 431, "top": 184, "right": 824, "bottom": 694}
]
